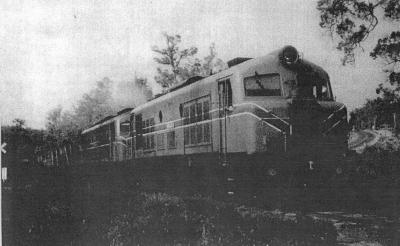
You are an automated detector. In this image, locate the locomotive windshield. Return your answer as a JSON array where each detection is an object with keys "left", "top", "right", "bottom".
[
  {"left": 312, "top": 82, "right": 331, "bottom": 100},
  {"left": 244, "top": 73, "right": 281, "bottom": 96},
  {"left": 296, "top": 72, "right": 332, "bottom": 101}
]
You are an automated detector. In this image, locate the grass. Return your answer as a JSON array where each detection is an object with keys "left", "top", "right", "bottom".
[{"left": 99, "top": 192, "right": 337, "bottom": 246}]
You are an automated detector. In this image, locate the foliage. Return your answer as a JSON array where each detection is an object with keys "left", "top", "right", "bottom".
[
  {"left": 371, "top": 31, "right": 400, "bottom": 97},
  {"left": 152, "top": 33, "right": 227, "bottom": 89},
  {"left": 152, "top": 33, "right": 198, "bottom": 88},
  {"left": 318, "top": 0, "right": 400, "bottom": 129},
  {"left": 2, "top": 162, "right": 74, "bottom": 245},
  {"left": 350, "top": 96, "right": 400, "bottom": 130},
  {"left": 1, "top": 119, "right": 46, "bottom": 165},
  {"left": 180, "top": 43, "right": 227, "bottom": 79},
  {"left": 372, "top": 129, "right": 400, "bottom": 151},
  {"left": 202, "top": 43, "right": 227, "bottom": 75},
  {"left": 45, "top": 76, "right": 152, "bottom": 143},
  {"left": 73, "top": 77, "right": 115, "bottom": 129},
  {"left": 318, "top": 0, "right": 400, "bottom": 64}
]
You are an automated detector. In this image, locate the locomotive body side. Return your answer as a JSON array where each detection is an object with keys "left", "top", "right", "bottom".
[{"left": 131, "top": 51, "right": 295, "bottom": 159}]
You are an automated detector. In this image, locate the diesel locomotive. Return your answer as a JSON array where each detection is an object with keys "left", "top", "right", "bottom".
[{"left": 80, "top": 46, "right": 349, "bottom": 198}]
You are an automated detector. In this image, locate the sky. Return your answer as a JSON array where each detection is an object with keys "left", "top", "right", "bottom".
[{"left": 0, "top": 0, "right": 389, "bottom": 129}]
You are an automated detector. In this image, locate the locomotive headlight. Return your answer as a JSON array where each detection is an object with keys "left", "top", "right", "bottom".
[{"left": 280, "top": 45, "right": 299, "bottom": 66}]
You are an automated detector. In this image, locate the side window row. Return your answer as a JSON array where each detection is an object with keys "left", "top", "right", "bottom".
[
  {"left": 142, "top": 117, "right": 155, "bottom": 150},
  {"left": 183, "top": 97, "right": 211, "bottom": 146},
  {"left": 134, "top": 95, "right": 211, "bottom": 150},
  {"left": 183, "top": 100, "right": 210, "bottom": 125},
  {"left": 141, "top": 116, "right": 176, "bottom": 150},
  {"left": 142, "top": 118, "right": 155, "bottom": 134}
]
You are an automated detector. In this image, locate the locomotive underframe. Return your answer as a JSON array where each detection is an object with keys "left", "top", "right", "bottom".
[{"left": 75, "top": 146, "right": 348, "bottom": 210}]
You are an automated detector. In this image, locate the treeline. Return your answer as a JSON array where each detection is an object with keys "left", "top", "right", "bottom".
[
  {"left": 350, "top": 92, "right": 400, "bottom": 131},
  {"left": 1, "top": 119, "right": 46, "bottom": 167},
  {"left": 45, "top": 76, "right": 152, "bottom": 141}
]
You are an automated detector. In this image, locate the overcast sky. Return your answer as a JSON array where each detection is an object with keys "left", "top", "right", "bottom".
[{"left": 0, "top": 0, "right": 387, "bottom": 129}]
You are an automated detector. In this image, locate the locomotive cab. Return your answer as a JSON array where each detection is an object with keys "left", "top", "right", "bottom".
[
  {"left": 283, "top": 48, "right": 348, "bottom": 159},
  {"left": 235, "top": 46, "right": 348, "bottom": 173},
  {"left": 221, "top": 46, "right": 350, "bottom": 194}
]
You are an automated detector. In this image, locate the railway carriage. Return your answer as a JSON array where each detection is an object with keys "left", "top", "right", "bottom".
[
  {"left": 81, "top": 46, "right": 349, "bottom": 197},
  {"left": 81, "top": 108, "right": 133, "bottom": 162}
]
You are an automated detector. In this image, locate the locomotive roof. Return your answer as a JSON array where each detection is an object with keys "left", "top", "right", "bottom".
[
  {"left": 92, "top": 115, "right": 114, "bottom": 126},
  {"left": 117, "top": 107, "right": 134, "bottom": 115},
  {"left": 132, "top": 47, "right": 330, "bottom": 114},
  {"left": 169, "top": 76, "right": 205, "bottom": 92}
]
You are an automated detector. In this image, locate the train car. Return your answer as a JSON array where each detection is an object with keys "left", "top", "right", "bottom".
[
  {"left": 81, "top": 46, "right": 349, "bottom": 198},
  {"left": 81, "top": 107, "right": 133, "bottom": 163}
]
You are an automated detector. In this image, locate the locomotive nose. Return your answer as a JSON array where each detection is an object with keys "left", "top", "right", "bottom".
[
  {"left": 288, "top": 99, "right": 348, "bottom": 137},
  {"left": 288, "top": 98, "right": 323, "bottom": 136},
  {"left": 287, "top": 99, "right": 349, "bottom": 159}
]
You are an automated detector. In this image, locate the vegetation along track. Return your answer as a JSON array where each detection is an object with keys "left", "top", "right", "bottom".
[{"left": 70, "top": 160, "right": 400, "bottom": 245}]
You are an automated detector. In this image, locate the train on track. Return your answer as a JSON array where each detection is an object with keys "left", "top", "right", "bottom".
[{"left": 75, "top": 45, "right": 349, "bottom": 198}]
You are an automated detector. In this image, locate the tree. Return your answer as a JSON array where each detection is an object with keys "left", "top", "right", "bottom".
[
  {"left": 371, "top": 31, "right": 400, "bottom": 97},
  {"left": 45, "top": 75, "right": 154, "bottom": 140},
  {"left": 12, "top": 118, "right": 26, "bottom": 131},
  {"left": 351, "top": 96, "right": 400, "bottom": 130},
  {"left": 73, "top": 77, "right": 115, "bottom": 128},
  {"left": 152, "top": 35, "right": 227, "bottom": 89},
  {"left": 180, "top": 43, "right": 227, "bottom": 78},
  {"left": 201, "top": 43, "right": 227, "bottom": 76},
  {"left": 318, "top": 0, "right": 400, "bottom": 92},
  {"left": 318, "top": 0, "right": 400, "bottom": 130},
  {"left": 152, "top": 33, "right": 198, "bottom": 89},
  {"left": 44, "top": 77, "right": 114, "bottom": 141},
  {"left": 45, "top": 105, "right": 78, "bottom": 141},
  {"left": 318, "top": 0, "right": 400, "bottom": 64},
  {"left": 46, "top": 105, "right": 63, "bottom": 135},
  {"left": 2, "top": 119, "right": 47, "bottom": 166}
]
